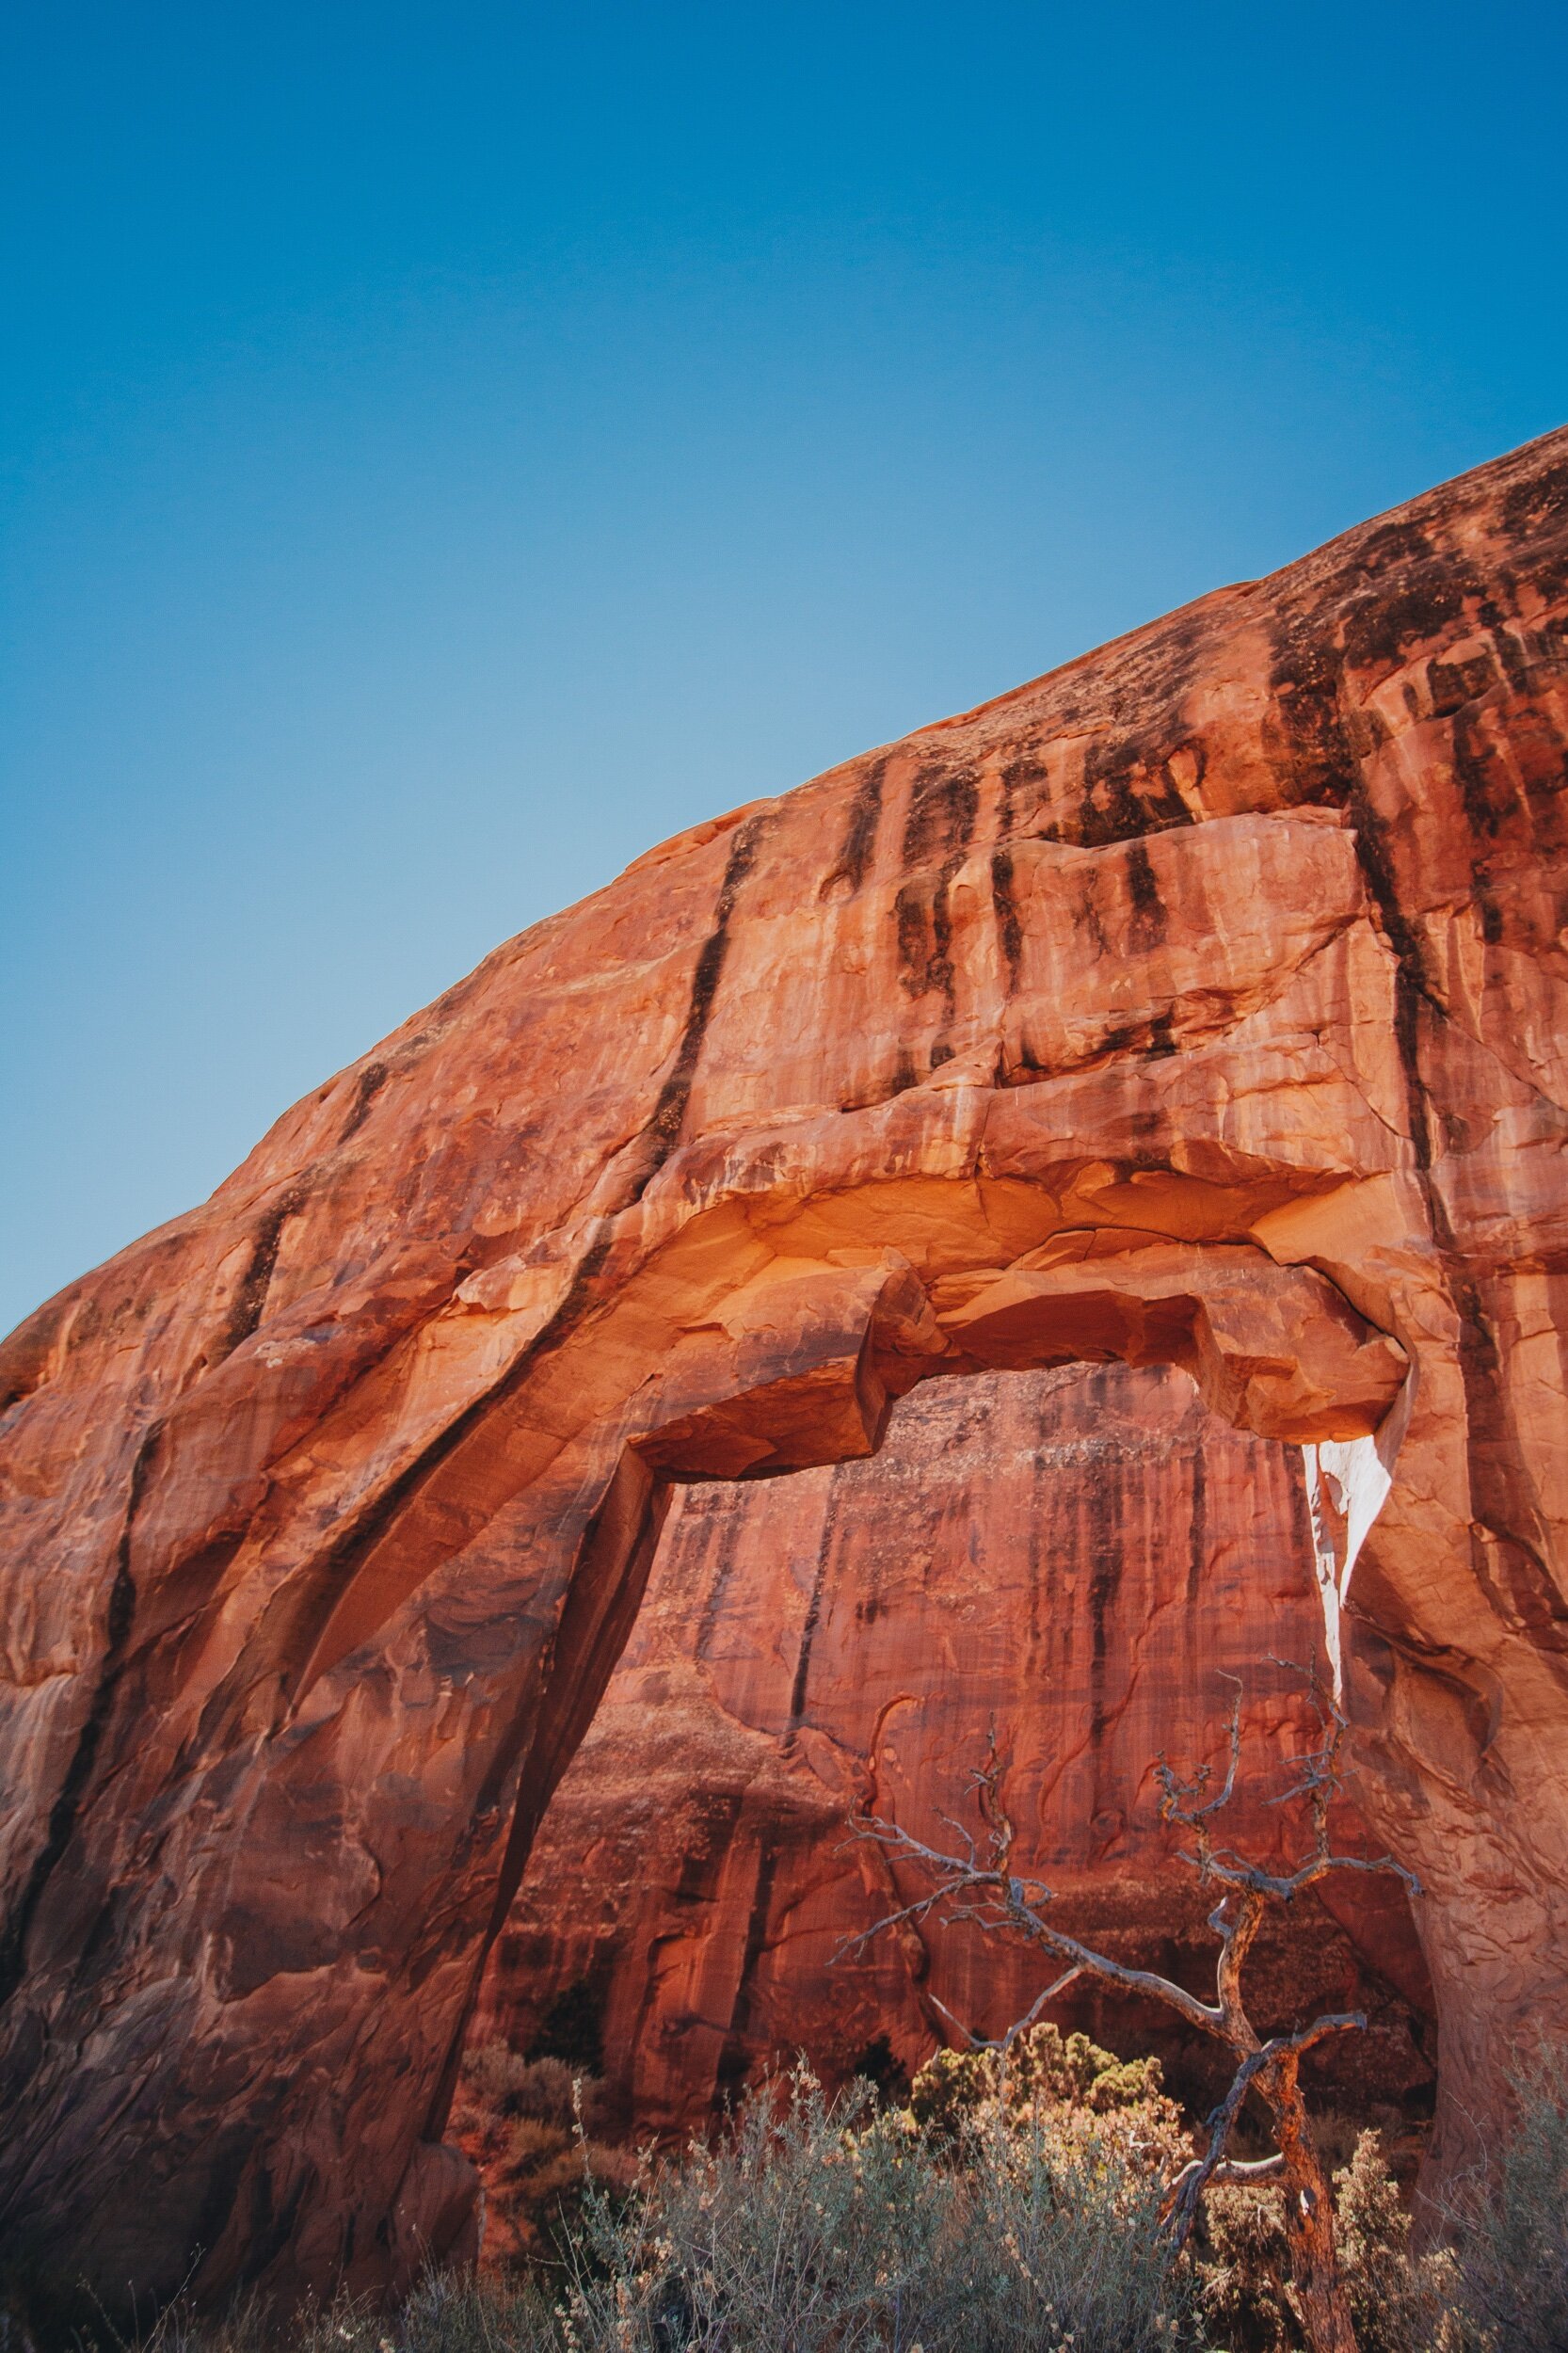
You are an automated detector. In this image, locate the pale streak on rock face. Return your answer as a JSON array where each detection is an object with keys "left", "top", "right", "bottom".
[
  {"left": 1304, "top": 1381, "right": 1410, "bottom": 1696},
  {"left": 0, "top": 426, "right": 1564, "bottom": 2307}
]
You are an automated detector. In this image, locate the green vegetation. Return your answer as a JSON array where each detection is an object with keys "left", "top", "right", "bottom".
[{"left": 17, "top": 2028, "right": 1566, "bottom": 2353}]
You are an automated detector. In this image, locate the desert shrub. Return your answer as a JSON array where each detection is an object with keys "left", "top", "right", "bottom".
[
  {"left": 457, "top": 2047, "right": 606, "bottom": 2137},
  {"left": 554, "top": 2064, "right": 949, "bottom": 2351},
  {"left": 545, "top": 2056, "right": 1204, "bottom": 2353},
  {"left": 909, "top": 2023, "right": 1183, "bottom": 2151},
  {"left": 1333, "top": 2130, "right": 1465, "bottom": 2353},
  {"left": 1193, "top": 2172, "right": 1293, "bottom": 2353},
  {"left": 950, "top": 2099, "right": 1196, "bottom": 2352},
  {"left": 449, "top": 2043, "right": 627, "bottom": 2269},
  {"left": 904, "top": 2040, "right": 994, "bottom": 2142},
  {"left": 97, "top": 2031, "right": 1568, "bottom": 2352},
  {"left": 1441, "top": 2044, "right": 1568, "bottom": 2353},
  {"left": 448, "top": 2025, "right": 1198, "bottom": 2345},
  {"left": 1193, "top": 2128, "right": 1465, "bottom": 2353}
]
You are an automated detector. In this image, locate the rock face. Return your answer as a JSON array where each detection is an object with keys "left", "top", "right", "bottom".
[
  {"left": 476, "top": 1362, "right": 1436, "bottom": 2135},
  {"left": 0, "top": 427, "right": 1564, "bottom": 2307}
]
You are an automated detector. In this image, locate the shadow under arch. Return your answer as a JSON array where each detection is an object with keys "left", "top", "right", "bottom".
[
  {"left": 0, "top": 1170, "right": 1408, "bottom": 2314},
  {"left": 283, "top": 1175, "right": 1408, "bottom": 2297},
  {"left": 470, "top": 1353, "right": 1435, "bottom": 2171}
]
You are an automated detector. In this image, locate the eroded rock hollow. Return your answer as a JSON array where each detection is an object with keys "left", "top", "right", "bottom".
[
  {"left": 0, "top": 427, "right": 1564, "bottom": 2305},
  {"left": 476, "top": 1363, "right": 1437, "bottom": 2136}
]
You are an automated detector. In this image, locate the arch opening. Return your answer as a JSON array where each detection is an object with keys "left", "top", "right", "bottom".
[
  {"left": 456, "top": 1357, "right": 1431, "bottom": 2267},
  {"left": 0, "top": 1173, "right": 1413, "bottom": 2313}
]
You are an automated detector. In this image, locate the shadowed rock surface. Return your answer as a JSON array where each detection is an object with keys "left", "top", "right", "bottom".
[
  {"left": 477, "top": 1362, "right": 1436, "bottom": 2134},
  {"left": 0, "top": 424, "right": 1563, "bottom": 2305}
]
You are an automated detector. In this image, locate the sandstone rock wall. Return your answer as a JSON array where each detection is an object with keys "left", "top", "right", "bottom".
[
  {"left": 478, "top": 1363, "right": 1435, "bottom": 2132},
  {"left": 0, "top": 426, "right": 1563, "bottom": 2304}
]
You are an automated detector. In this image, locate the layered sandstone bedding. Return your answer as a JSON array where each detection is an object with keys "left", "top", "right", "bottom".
[{"left": 0, "top": 425, "right": 1563, "bottom": 2306}]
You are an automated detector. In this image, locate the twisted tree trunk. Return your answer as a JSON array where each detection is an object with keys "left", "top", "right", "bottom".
[{"left": 1264, "top": 2047, "right": 1358, "bottom": 2353}]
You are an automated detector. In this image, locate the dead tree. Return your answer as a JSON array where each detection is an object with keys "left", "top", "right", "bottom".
[{"left": 840, "top": 1669, "right": 1420, "bottom": 2353}]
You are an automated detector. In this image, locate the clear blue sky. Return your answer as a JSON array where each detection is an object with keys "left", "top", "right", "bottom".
[{"left": 4, "top": 2, "right": 1564, "bottom": 1337}]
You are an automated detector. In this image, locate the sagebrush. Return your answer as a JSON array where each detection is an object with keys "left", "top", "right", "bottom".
[{"left": 21, "top": 2029, "right": 1568, "bottom": 2352}]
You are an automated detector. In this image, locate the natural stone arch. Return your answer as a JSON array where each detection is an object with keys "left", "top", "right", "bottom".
[
  {"left": 0, "top": 424, "right": 1564, "bottom": 2306},
  {"left": 0, "top": 1192, "right": 1406, "bottom": 2305},
  {"left": 473, "top": 1358, "right": 1438, "bottom": 2155}
]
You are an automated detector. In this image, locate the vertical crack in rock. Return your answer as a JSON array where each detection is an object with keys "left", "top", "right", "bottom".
[
  {"left": 219, "top": 1184, "right": 307, "bottom": 1359},
  {"left": 338, "top": 1060, "right": 390, "bottom": 1143},
  {"left": 989, "top": 846, "right": 1023, "bottom": 1000},
  {"left": 1185, "top": 1446, "right": 1208, "bottom": 1610},
  {"left": 632, "top": 813, "right": 771, "bottom": 1201},
  {"left": 899, "top": 761, "right": 979, "bottom": 872},
  {"left": 1083, "top": 1381, "right": 1125, "bottom": 1848},
  {"left": 1123, "top": 839, "right": 1168, "bottom": 953},
  {"left": 717, "top": 1847, "right": 780, "bottom": 2097},
  {"left": 690, "top": 1503, "right": 737, "bottom": 1666},
  {"left": 789, "top": 1475, "right": 840, "bottom": 1731},
  {"left": 893, "top": 759, "right": 982, "bottom": 1067},
  {"left": 1267, "top": 580, "right": 1565, "bottom": 1663},
  {"left": 0, "top": 1422, "right": 160, "bottom": 2010},
  {"left": 823, "top": 758, "right": 887, "bottom": 896}
]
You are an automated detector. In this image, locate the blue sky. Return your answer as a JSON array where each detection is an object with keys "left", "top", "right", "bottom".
[{"left": 4, "top": 1, "right": 1565, "bottom": 1337}]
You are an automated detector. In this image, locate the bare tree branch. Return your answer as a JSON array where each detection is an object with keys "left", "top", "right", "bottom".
[
  {"left": 1160, "top": 2010, "right": 1365, "bottom": 2247},
  {"left": 837, "top": 1667, "right": 1425, "bottom": 2353}
]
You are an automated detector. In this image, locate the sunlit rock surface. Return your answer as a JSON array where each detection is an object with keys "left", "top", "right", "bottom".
[{"left": 0, "top": 425, "right": 1563, "bottom": 2305}]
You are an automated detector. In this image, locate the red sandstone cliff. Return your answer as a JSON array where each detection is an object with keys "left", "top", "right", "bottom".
[
  {"left": 478, "top": 1363, "right": 1434, "bottom": 2133},
  {"left": 0, "top": 427, "right": 1563, "bottom": 2306}
]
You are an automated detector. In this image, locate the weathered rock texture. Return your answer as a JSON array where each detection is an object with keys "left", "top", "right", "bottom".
[
  {"left": 477, "top": 1363, "right": 1436, "bottom": 2133},
  {"left": 0, "top": 427, "right": 1564, "bottom": 2306}
]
